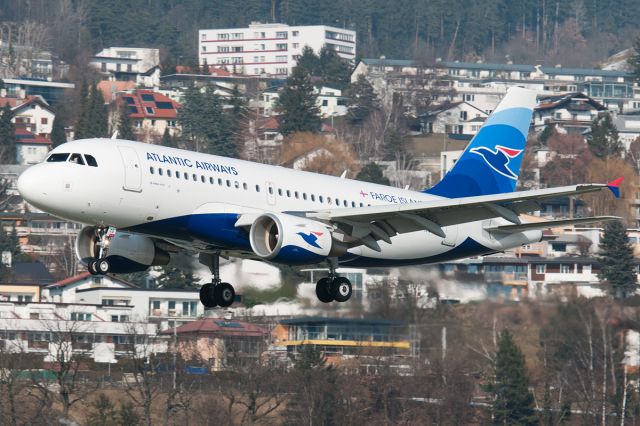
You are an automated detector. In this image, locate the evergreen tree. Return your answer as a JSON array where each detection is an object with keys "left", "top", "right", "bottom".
[
  {"left": 598, "top": 220, "right": 638, "bottom": 299},
  {"left": 356, "top": 163, "right": 390, "bottom": 185},
  {"left": 75, "top": 81, "right": 89, "bottom": 140},
  {"left": 156, "top": 266, "right": 197, "bottom": 289},
  {"left": 276, "top": 66, "right": 321, "bottom": 136},
  {"left": 295, "top": 46, "right": 320, "bottom": 76},
  {"left": 346, "top": 75, "right": 379, "bottom": 124},
  {"left": 486, "top": 330, "right": 537, "bottom": 426},
  {"left": 628, "top": 37, "right": 640, "bottom": 81},
  {"left": 161, "top": 127, "right": 176, "bottom": 148},
  {"left": 587, "top": 113, "right": 621, "bottom": 159},
  {"left": 0, "top": 78, "right": 4, "bottom": 90},
  {"left": 88, "top": 84, "right": 109, "bottom": 138},
  {"left": 50, "top": 115, "right": 67, "bottom": 148},
  {"left": 86, "top": 393, "right": 117, "bottom": 426},
  {"left": 537, "top": 125, "right": 555, "bottom": 146},
  {"left": 117, "top": 104, "right": 135, "bottom": 141},
  {"left": 0, "top": 104, "right": 16, "bottom": 164},
  {"left": 318, "top": 47, "right": 352, "bottom": 90},
  {"left": 178, "top": 86, "right": 236, "bottom": 157},
  {"left": 118, "top": 401, "right": 140, "bottom": 426}
]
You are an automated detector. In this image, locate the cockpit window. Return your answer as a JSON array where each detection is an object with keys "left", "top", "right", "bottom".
[
  {"left": 84, "top": 155, "right": 98, "bottom": 167},
  {"left": 69, "top": 153, "right": 85, "bottom": 165},
  {"left": 47, "top": 153, "right": 70, "bottom": 162}
]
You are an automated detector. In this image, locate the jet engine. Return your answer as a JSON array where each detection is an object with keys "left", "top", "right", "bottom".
[
  {"left": 249, "top": 213, "right": 343, "bottom": 265},
  {"left": 75, "top": 226, "right": 170, "bottom": 273}
]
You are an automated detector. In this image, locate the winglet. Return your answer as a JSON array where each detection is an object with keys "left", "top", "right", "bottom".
[{"left": 607, "top": 177, "right": 624, "bottom": 198}]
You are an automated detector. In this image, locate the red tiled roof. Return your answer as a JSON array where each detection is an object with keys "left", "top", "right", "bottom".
[
  {"left": 175, "top": 65, "right": 193, "bottom": 73},
  {"left": 15, "top": 128, "right": 52, "bottom": 145},
  {"left": 162, "top": 318, "right": 268, "bottom": 337},
  {"left": 0, "top": 97, "right": 19, "bottom": 108},
  {"left": 257, "top": 116, "right": 279, "bottom": 131},
  {"left": 117, "top": 89, "right": 181, "bottom": 120},
  {"left": 209, "top": 67, "right": 232, "bottom": 77}
]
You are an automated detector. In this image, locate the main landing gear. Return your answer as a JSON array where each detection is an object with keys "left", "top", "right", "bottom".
[
  {"left": 315, "top": 260, "right": 352, "bottom": 303},
  {"left": 199, "top": 253, "right": 236, "bottom": 308},
  {"left": 88, "top": 226, "right": 115, "bottom": 275}
]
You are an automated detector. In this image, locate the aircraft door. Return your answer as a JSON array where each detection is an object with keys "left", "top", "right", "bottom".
[
  {"left": 118, "top": 146, "right": 142, "bottom": 192},
  {"left": 266, "top": 181, "right": 276, "bottom": 206}
]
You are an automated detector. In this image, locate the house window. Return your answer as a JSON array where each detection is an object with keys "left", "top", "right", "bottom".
[
  {"left": 152, "top": 300, "right": 160, "bottom": 310},
  {"left": 70, "top": 312, "right": 92, "bottom": 321},
  {"left": 460, "top": 111, "right": 467, "bottom": 120},
  {"left": 101, "top": 63, "right": 106, "bottom": 72},
  {"left": 322, "top": 99, "right": 328, "bottom": 106},
  {"left": 536, "top": 264, "right": 546, "bottom": 274},
  {"left": 560, "top": 264, "right": 572, "bottom": 273},
  {"left": 41, "top": 117, "right": 48, "bottom": 125}
]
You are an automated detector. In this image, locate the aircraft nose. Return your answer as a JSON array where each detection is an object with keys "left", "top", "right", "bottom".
[{"left": 17, "top": 166, "right": 45, "bottom": 205}]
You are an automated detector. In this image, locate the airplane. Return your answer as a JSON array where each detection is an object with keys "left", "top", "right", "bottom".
[{"left": 17, "top": 87, "right": 621, "bottom": 308}]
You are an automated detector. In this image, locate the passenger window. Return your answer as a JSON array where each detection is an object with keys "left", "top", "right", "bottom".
[
  {"left": 335, "top": 198, "right": 340, "bottom": 206},
  {"left": 184, "top": 173, "right": 188, "bottom": 180},
  {"left": 201, "top": 175, "right": 205, "bottom": 183},
  {"left": 278, "top": 189, "right": 282, "bottom": 196},
  {"left": 175, "top": 171, "right": 180, "bottom": 178},
  {"left": 359, "top": 203, "right": 364, "bottom": 207},
  {"left": 192, "top": 174, "right": 197, "bottom": 181},
  {"left": 85, "top": 155, "right": 98, "bottom": 167},
  {"left": 210, "top": 177, "right": 214, "bottom": 184},
  {"left": 303, "top": 193, "right": 307, "bottom": 200},
  {"left": 226, "top": 180, "right": 231, "bottom": 187},
  {"left": 69, "top": 153, "right": 85, "bottom": 165},
  {"left": 286, "top": 190, "right": 291, "bottom": 197},
  {"left": 256, "top": 185, "right": 261, "bottom": 192},
  {"left": 243, "top": 182, "right": 247, "bottom": 190},
  {"left": 47, "top": 153, "right": 70, "bottom": 162},
  {"left": 218, "top": 178, "right": 223, "bottom": 185},
  {"left": 268, "top": 187, "right": 274, "bottom": 194},
  {"left": 150, "top": 167, "right": 155, "bottom": 174},
  {"left": 167, "top": 170, "right": 172, "bottom": 177},
  {"left": 351, "top": 201, "right": 356, "bottom": 207},
  {"left": 159, "top": 168, "right": 163, "bottom": 176},
  {"left": 319, "top": 195, "right": 323, "bottom": 203},
  {"left": 294, "top": 191, "right": 299, "bottom": 199},
  {"left": 311, "top": 194, "right": 316, "bottom": 202},
  {"left": 327, "top": 197, "right": 332, "bottom": 204},
  {"left": 344, "top": 200, "right": 348, "bottom": 207},
  {"left": 234, "top": 181, "right": 240, "bottom": 189}
]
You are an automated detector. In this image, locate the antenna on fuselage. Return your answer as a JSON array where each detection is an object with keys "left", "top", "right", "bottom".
[
  {"left": 111, "top": 131, "right": 118, "bottom": 139},
  {"left": 340, "top": 170, "right": 347, "bottom": 179}
]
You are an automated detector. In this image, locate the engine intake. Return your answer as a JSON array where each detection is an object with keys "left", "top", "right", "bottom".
[
  {"left": 75, "top": 226, "right": 170, "bottom": 273},
  {"left": 249, "top": 213, "right": 340, "bottom": 265}
]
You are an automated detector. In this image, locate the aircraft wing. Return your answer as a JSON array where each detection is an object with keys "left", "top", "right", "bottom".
[{"left": 302, "top": 181, "right": 620, "bottom": 252}]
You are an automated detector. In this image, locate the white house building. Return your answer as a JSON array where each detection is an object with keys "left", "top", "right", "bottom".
[
  {"left": 199, "top": 22, "right": 356, "bottom": 77},
  {"left": 420, "top": 101, "right": 488, "bottom": 135},
  {"left": 90, "top": 47, "right": 161, "bottom": 87},
  {"left": 258, "top": 85, "right": 347, "bottom": 118}
]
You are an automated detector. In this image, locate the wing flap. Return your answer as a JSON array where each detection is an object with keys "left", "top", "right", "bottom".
[{"left": 485, "top": 216, "right": 620, "bottom": 233}]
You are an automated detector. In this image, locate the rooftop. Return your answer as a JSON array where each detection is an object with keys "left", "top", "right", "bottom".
[{"left": 162, "top": 318, "right": 268, "bottom": 337}]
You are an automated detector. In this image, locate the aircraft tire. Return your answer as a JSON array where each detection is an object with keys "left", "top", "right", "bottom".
[
  {"left": 87, "top": 260, "right": 98, "bottom": 275},
  {"left": 332, "top": 277, "right": 352, "bottom": 302},
  {"left": 199, "top": 283, "right": 217, "bottom": 308},
  {"left": 96, "top": 259, "right": 110, "bottom": 275},
  {"left": 316, "top": 278, "right": 334, "bottom": 303},
  {"left": 215, "top": 282, "right": 235, "bottom": 308}
]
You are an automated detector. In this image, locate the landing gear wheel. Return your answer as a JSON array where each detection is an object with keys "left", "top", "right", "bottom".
[
  {"left": 96, "top": 259, "right": 110, "bottom": 275},
  {"left": 215, "top": 282, "right": 235, "bottom": 308},
  {"left": 199, "top": 283, "right": 217, "bottom": 308},
  {"left": 87, "top": 260, "right": 98, "bottom": 275},
  {"left": 316, "top": 277, "right": 334, "bottom": 303},
  {"left": 332, "top": 277, "right": 352, "bottom": 302}
]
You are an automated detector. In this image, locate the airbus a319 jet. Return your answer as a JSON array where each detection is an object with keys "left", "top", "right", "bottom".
[{"left": 17, "top": 87, "right": 621, "bottom": 308}]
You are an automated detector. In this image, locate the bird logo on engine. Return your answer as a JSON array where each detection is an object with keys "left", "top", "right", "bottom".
[{"left": 297, "top": 231, "right": 324, "bottom": 249}]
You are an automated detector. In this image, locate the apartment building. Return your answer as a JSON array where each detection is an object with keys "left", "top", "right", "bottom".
[
  {"left": 90, "top": 47, "right": 161, "bottom": 87},
  {"left": 199, "top": 22, "right": 356, "bottom": 77}
]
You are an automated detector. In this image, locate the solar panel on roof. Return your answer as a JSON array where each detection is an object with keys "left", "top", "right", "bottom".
[
  {"left": 141, "top": 94, "right": 154, "bottom": 102},
  {"left": 155, "top": 101, "right": 173, "bottom": 109},
  {"left": 215, "top": 321, "right": 243, "bottom": 328},
  {"left": 124, "top": 97, "right": 135, "bottom": 105},
  {"left": 129, "top": 106, "right": 138, "bottom": 113}
]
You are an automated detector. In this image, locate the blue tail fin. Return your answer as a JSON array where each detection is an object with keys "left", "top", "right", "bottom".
[{"left": 424, "top": 87, "right": 537, "bottom": 198}]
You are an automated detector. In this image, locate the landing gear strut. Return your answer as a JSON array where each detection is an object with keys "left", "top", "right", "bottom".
[
  {"left": 315, "top": 259, "right": 352, "bottom": 303},
  {"left": 88, "top": 226, "right": 115, "bottom": 275},
  {"left": 199, "top": 253, "right": 236, "bottom": 308}
]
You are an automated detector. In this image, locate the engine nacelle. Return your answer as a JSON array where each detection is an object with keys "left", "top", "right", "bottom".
[
  {"left": 249, "top": 213, "right": 339, "bottom": 265},
  {"left": 75, "top": 226, "right": 170, "bottom": 273}
]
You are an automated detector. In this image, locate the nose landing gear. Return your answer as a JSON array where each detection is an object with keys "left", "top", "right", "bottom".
[{"left": 87, "top": 226, "right": 116, "bottom": 275}]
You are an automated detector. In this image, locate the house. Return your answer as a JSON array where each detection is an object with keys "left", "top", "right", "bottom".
[
  {"left": 243, "top": 116, "right": 283, "bottom": 163},
  {"left": 11, "top": 95, "right": 55, "bottom": 136},
  {"left": 612, "top": 114, "right": 640, "bottom": 149},
  {"left": 43, "top": 272, "right": 138, "bottom": 304},
  {"left": 1, "top": 78, "right": 74, "bottom": 105},
  {"left": 420, "top": 102, "right": 488, "bottom": 135},
  {"left": 163, "top": 317, "right": 269, "bottom": 371},
  {"left": 74, "top": 287, "right": 202, "bottom": 329},
  {"left": 97, "top": 80, "right": 137, "bottom": 104},
  {"left": 0, "top": 261, "right": 56, "bottom": 302},
  {"left": 15, "top": 128, "right": 52, "bottom": 165},
  {"left": 90, "top": 47, "right": 161, "bottom": 87},
  {"left": 533, "top": 92, "right": 606, "bottom": 135},
  {"left": 0, "top": 301, "right": 163, "bottom": 363},
  {"left": 115, "top": 90, "right": 181, "bottom": 141},
  {"left": 271, "top": 317, "right": 413, "bottom": 370}
]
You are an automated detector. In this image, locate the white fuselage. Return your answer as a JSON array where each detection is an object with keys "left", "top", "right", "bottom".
[{"left": 17, "top": 139, "right": 542, "bottom": 267}]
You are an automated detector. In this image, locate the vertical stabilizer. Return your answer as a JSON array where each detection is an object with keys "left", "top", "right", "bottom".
[{"left": 424, "top": 87, "right": 537, "bottom": 198}]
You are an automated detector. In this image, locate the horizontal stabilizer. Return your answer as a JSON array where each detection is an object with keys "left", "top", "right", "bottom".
[{"left": 486, "top": 216, "right": 620, "bottom": 233}]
